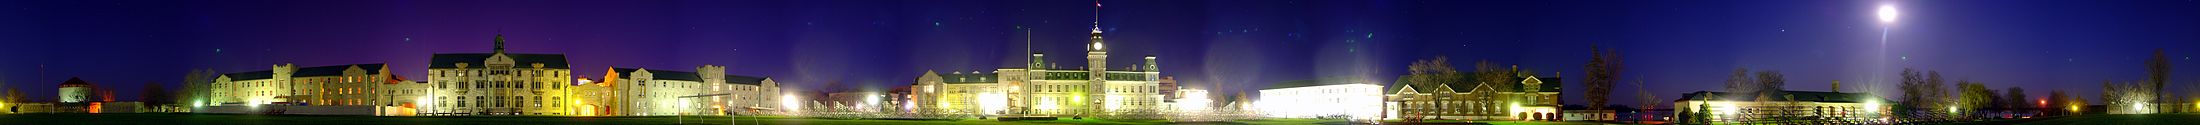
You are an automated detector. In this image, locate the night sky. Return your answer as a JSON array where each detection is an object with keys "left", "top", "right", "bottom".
[{"left": 2, "top": 0, "right": 2197, "bottom": 108}]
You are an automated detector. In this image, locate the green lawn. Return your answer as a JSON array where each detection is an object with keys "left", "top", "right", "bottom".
[
  {"left": 0, "top": 113, "right": 1368, "bottom": 125},
  {"left": 2000, "top": 114, "right": 2200, "bottom": 125}
]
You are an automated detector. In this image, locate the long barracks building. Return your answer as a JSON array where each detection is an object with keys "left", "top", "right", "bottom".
[{"left": 911, "top": 24, "right": 1170, "bottom": 117}]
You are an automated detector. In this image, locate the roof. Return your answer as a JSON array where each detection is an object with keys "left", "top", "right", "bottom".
[
  {"left": 1385, "top": 73, "right": 1561, "bottom": 93},
  {"left": 1266, "top": 76, "right": 1372, "bottom": 90},
  {"left": 428, "top": 53, "right": 571, "bottom": 69},
  {"left": 1514, "top": 77, "right": 1561, "bottom": 92},
  {"left": 221, "top": 64, "right": 385, "bottom": 81},
  {"left": 614, "top": 68, "right": 769, "bottom": 85},
  {"left": 1673, "top": 90, "right": 1892, "bottom": 103},
  {"left": 293, "top": 64, "right": 385, "bottom": 77},
  {"left": 726, "top": 75, "right": 768, "bottom": 85},
  {"left": 222, "top": 71, "right": 275, "bottom": 81},
  {"left": 939, "top": 73, "right": 997, "bottom": 84},
  {"left": 612, "top": 68, "right": 701, "bottom": 81},
  {"left": 58, "top": 77, "right": 93, "bottom": 87}
]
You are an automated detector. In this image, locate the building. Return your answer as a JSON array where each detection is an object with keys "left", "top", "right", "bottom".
[
  {"left": 1256, "top": 79, "right": 1384, "bottom": 119},
  {"left": 6, "top": 78, "right": 149, "bottom": 114},
  {"left": 1382, "top": 73, "right": 1563, "bottom": 120},
  {"left": 909, "top": 24, "right": 1168, "bottom": 118},
  {"left": 1671, "top": 90, "right": 1891, "bottom": 124},
  {"left": 207, "top": 63, "right": 407, "bottom": 106},
  {"left": 421, "top": 34, "right": 576, "bottom": 116},
  {"left": 58, "top": 77, "right": 96, "bottom": 103},
  {"left": 577, "top": 66, "right": 780, "bottom": 116}
]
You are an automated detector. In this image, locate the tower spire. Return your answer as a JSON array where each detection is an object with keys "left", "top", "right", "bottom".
[{"left": 494, "top": 34, "right": 506, "bottom": 54}]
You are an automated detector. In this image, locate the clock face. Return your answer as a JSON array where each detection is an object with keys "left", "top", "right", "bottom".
[{"left": 1093, "top": 42, "right": 1104, "bottom": 50}]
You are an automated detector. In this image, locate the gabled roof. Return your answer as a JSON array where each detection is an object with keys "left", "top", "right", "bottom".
[
  {"left": 1385, "top": 74, "right": 1563, "bottom": 93},
  {"left": 294, "top": 64, "right": 385, "bottom": 77},
  {"left": 1673, "top": 90, "right": 1892, "bottom": 103},
  {"left": 1514, "top": 77, "right": 1562, "bottom": 92},
  {"left": 429, "top": 53, "right": 570, "bottom": 69}
]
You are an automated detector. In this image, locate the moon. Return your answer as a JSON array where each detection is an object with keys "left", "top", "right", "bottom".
[{"left": 1877, "top": 5, "right": 1899, "bottom": 23}]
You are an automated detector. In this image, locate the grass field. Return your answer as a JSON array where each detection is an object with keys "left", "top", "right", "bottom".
[
  {"left": 1999, "top": 114, "right": 2200, "bottom": 125},
  {"left": 0, "top": 113, "right": 1357, "bottom": 125}
]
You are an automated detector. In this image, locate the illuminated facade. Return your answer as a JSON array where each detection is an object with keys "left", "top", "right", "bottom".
[
  {"left": 208, "top": 63, "right": 406, "bottom": 106},
  {"left": 1671, "top": 90, "right": 1891, "bottom": 124},
  {"left": 911, "top": 24, "right": 1167, "bottom": 117},
  {"left": 421, "top": 34, "right": 575, "bottom": 116},
  {"left": 1256, "top": 83, "right": 1384, "bottom": 119},
  {"left": 58, "top": 78, "right": 95, "bottom": 103},
  {"left": 1382, "top": 75, "right": 1563, "bottom": 120},
  {"left": 578, "top": 66, "right": 780, "bottom": 116}
]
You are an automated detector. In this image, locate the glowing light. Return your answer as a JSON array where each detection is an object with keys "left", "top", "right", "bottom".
[
  {"left": 1039, "top": 97, "right": 1059, "bottom": 110},
  {"left": 865, "top": 94, "right": 882, "bottom": 110},
  {"left": 1862, "top": 99, "right": 1881, "bottom": 113},
  {"left": 1092, "top": 42, "right": 1105, "bottom": 50},
  {"left": 416, "top": 96, "right": 432, "bottom": 109},
  {"left": 979, "top": 93, "right": 1008, "bottom": 115},
  {"left": 781, "top": 95, "right": 801, "bottom": 113},
  {"left": 1876, "top": 5, "right": 1899, "bottom": 23},
  {"left": 2133, "top": 103, "right": 2145, "bottom": 112},
  {"left": 1105, "top": 95, "right": 1122, "bottom": 111},
  {"left": 1948, "top": 106, "right": 1958, "bottom": 114}
]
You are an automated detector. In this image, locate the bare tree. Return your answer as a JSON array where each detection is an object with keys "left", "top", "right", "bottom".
[
  {"left": 1584, "top": 46, "right": 1622, "bottom": 111},
  {"left": 1899, "top": 68, "right": 1924, "bottom": 116},
  {"left": 1726, "top": 68, "right": 1754, "bottom": 94},
  {"left": 1402, "top": 56, "right": 1461, "bottom": 120},
  {"left": 1631, "top": 80, "right": 1657, "bottom": 124},
  {"left": 1754, "top": 71, "right": 1785, "bottom": 96},
  {"left": 2048, "top": 90, "right": 2067, "bottom": 115},
  {"left": 2146, "top": 49, "right": 2169, "bottom": 112},
  {"left": 1475, "top": 60, "right": 1516, "bottom": 93},
  {"left": 142, "top": 82, "right": 173, "bottom": 106},
  {"left": 1406, "top": 57, "right": 1460, "bottom": 90},
  {"left": 2006, "top": 87, "right": 2027, "bottom": 110}
]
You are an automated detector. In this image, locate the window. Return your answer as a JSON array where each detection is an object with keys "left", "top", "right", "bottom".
[
  {"left": 454, "top": 97, "right": 466, "bottom": 107},
  {"left": 475, "top": 96, "right": 486, "bottom": 107}
]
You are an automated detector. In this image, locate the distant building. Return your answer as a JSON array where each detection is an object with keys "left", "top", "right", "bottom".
[
  {"left": 1671, "top": 90, "right": 1891, "bottom": 124},
  {"left": 58, "top": 77, "right": 96, "bottom": 103},
  {"left": 1256, "top": 78, "right": 1383, "bottom": 119},
  {"left": 1382, "top": 74, "right": 1562, "bottom": 120},
  {"left": 208, "top": 63, "right": 406, "bottom": 106},
  {"left": 909, "top": 24, "right": 1168, "bottom": 117},
  {"left": 578, "top": 66, "right": 779, "bottom": 116}
]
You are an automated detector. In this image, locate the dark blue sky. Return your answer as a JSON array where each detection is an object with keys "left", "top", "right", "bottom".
[{"left": 2, "top": 0, "right": 2197, "bottom": 107}]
